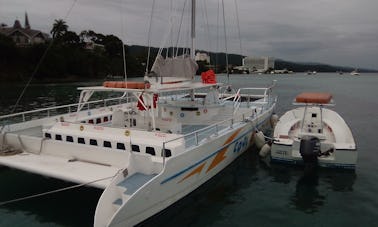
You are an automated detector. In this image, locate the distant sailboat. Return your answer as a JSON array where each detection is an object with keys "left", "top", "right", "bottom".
[
  {"left": 350, "top": 69, "right": 360, "bottom": 76},
  {"left": 305, "top": 70, "right": 317, "bottom": 75}
]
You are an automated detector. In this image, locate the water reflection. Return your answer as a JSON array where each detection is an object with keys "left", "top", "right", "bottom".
[
  {"left": 269, "top": 163, "right": 356, "bottom": 214},
  {"left": 0, "top": 82, "right": 99, "bottom": 115},
  {"left": 291, "top": 173, "right": 325, "bottom": 213},
  {"left": 139, "top": 148, "right": 259, "bottom": 227},
  {"left": 0, "top": 168, "right": 102, "bottom": 227}
]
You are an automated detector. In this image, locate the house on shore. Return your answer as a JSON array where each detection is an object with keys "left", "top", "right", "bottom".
[{"left": 0, "top": 12, "right": 49, "bottom": 46}]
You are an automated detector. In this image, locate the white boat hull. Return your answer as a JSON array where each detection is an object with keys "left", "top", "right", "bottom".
[
  {"left": 270, "top": 101, "right": 357, "bottom": 169},
  {"left": 271, "top": 143, "right": 357, "bottom": 169},
  {"left": 94, "top": 106, "right": 274, "bottom": 227}
]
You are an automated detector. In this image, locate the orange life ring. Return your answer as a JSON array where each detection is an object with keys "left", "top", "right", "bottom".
[
  {"left": 103, "top": 81, "right": 149, "bottom": 89},
  {"left": 203, "top": 108, "right": 208, "bottom": 113}
]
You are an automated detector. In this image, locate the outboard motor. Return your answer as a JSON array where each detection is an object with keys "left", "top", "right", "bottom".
[{"left": 299, "top": 136, "right": 320, "bottom": 174}]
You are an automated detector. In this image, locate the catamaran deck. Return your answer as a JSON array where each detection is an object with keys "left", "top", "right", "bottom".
[
  {"left": 13, "top": 126, "right": 44, "bottom": 137},
  {"left": 0, "top": 152, "right": 118, "bottom": 188}
]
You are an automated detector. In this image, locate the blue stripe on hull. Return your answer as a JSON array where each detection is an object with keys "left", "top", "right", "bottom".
[{"left": 161, "top": 112, "right": 273, "bottom": 184}]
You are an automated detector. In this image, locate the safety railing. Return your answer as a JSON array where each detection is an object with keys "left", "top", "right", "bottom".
[
  {"left": 161, "top": 106, "right": 273, "bottom": 165},
  {"left": 0, "top": 96, "right": 134, "bottom": 130},
  {"left": 161, "top": 80, "right": 277, "bottom": 165},
  {"left": 231, "top": 80, "right": 276, "bottom": 115}
]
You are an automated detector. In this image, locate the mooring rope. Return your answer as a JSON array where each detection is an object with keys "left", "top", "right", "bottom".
[{"left": 0, "top": 172, "right": 118, "bottom": 206}]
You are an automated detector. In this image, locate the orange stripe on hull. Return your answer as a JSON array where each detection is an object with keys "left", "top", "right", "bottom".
[
  {"left": 179, "top": 163, "right": 206, "bottom": 183},
  {"left": 206, "top": 128, "right": 243, "bottom": 173}
]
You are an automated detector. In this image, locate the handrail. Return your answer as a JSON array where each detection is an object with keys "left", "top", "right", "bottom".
[
  {"left": 162, "top": 105, "right": 261, "bottom": 150},
  {"left": 162, "top": 81, "right": 277, "bottom": 157},
  {"left": 0, "top": 96, "right": 132, "bottom": 121},
  {"left": 233, "top": 89, "right": 241, "bottom": 115},
  {"left": 161, "top": 104, "right": 270, "bottom": 165}
]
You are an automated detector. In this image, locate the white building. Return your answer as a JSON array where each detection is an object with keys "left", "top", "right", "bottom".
[
  {"left": 84, "top": 41, "right": 105, "bottom": 51},
  {"left": 195, "top": 52, "right": 210, "bottom": 64},
  {"left": 242, "top": 56, "right": 275, "bottom": 73}
]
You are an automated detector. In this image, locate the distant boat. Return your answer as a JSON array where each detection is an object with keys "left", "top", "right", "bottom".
[
  {"left": 305, "top": 71, "right": 317, "bottom": 75},
  {"left": 350, "top": 69, "right": 360, "bottom": 76}
]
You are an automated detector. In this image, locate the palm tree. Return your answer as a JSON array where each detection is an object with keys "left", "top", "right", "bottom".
[{"left": 50, "top": 19, "right": 68, "bottom": 39}]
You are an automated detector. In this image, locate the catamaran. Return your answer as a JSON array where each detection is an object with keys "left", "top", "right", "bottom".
[{"left": 0, "top": 1, "right": 277, "bottom": 226}]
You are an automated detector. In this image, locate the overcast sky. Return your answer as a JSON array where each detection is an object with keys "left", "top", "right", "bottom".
[{"left": 1, "top": 0, "right": 377, "bottom": 69}]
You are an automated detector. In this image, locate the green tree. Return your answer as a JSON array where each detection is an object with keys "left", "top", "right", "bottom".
[
  {"left": 102, "top": 35, "right": 122, "bottom": 57},
  {"left": 50, "top": 19, "right": 68, "bottom": 39},
  {"left": 0, "top": 34, "right": 17, "bottom": 65},
  {"left": 60, "top": 31, "right": 81, "bottom": 47}
]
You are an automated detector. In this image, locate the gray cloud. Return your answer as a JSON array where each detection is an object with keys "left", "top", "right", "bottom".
[{"left": 1, "top": 0, "right": 377, "bottom": 69}]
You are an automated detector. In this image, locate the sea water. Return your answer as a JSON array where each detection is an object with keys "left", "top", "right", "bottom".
[{"left": 0, "top": 73, "right": 377, "bottom": 226}]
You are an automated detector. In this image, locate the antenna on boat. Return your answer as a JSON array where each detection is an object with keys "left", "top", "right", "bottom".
[{"left": 221, "top": 0, "right": 230, "bottom": 84}]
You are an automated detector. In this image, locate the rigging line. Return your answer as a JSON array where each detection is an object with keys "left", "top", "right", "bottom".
[
  {"left": 145, "top": 0, "right": 156, "bottom": 76},
  {"left": 155, "top": 3, "right": 175, "bottom": 57},
  {"left": 169, "top": 0, "right": 175, "bottom": 57},
  {"left": 157, "top": 20, "right": 174, "bottom": 56},
  {"left": 188, "top": 0, "right": 194, "bottom": 57},
  {"left": 215, "top": 0, "right": 220, "bottom": 73},
  {"left": 120, "top": 0, "right": 128, "bottom": 80},
  {"left": 174, "top": 0, "right": 188, "bottom": 57},
  {"left": 201, "top": 0, "right": 211, "bottom": 55},
  {"left": 9, "top": 0, "right": 78, "bottom": 115},
  {"left": 221, "top": 0, "right": 230, "bottom": 83},
  {"left": 0, "top": 173, "right": 118, "bottom": 206},
  {"left": 234, "top": 0, "right": 243, "bottom": 57},
  {"left": 167, "top": 0, "right": 174, "bottom": 58},
  {"left": 184, "top": 8, "right": 191, "bottom": 57}
]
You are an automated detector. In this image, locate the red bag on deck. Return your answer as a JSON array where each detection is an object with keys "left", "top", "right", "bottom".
[{"left": 201, "top": 69, "right": 216, "bottom": 84}]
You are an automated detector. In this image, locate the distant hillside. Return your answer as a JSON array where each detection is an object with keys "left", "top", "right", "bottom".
[
  {"left": 128, "top": 45, "right": 377, "bottom": 73},
  {"left": 127, "top": 45, "right": 243, "bottom": 66},
  {"left": 274, "top": 59, "right": 378, "bottom": 73}
]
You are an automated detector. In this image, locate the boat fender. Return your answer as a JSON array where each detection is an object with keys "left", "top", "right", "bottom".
[
  {"left": 255, "top": 131, "right": 265, "bottom": 149},
  {"left": 259, "top": 143, "right": 271, "bottom": 158},
  {"left": 270, "top": 114, "right": 279, "bottom": 128}
]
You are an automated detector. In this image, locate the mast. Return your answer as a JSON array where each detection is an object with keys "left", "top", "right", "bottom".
[
  {"left": 191, "top": 0, "right": 196, "bottom": 59},
  {"left": 190, "top": 0, "right": 196, "bottom": 98}
]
